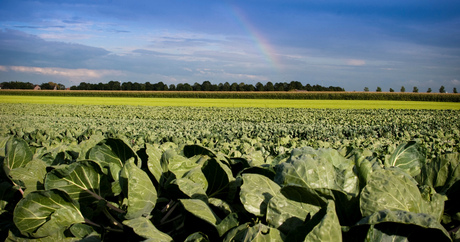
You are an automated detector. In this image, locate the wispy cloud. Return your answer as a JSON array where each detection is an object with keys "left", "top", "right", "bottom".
[
  {"left": 14, "top": 25, "right": 66, "bottom": 29},
  {"left": 345, "top": 59, "right": 366, "bottom": 66},
  {"left": 0, "top": 65, "right": 124, "bottom": 81}
]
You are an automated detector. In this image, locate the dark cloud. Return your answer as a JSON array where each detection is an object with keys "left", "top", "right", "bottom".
[{"left": 0, "top": 29, "right": 110, "bottom": 68}]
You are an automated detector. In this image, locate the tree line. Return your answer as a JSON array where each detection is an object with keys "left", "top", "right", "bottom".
[
  {"left": 365, "top": 86, "right": 458, "bottom": 94},
  {"left": 1, "top": 81, "right": 345, "bottom": 92},
  {"left": 0, "top": 81, "right": 65, "bottom": 90}
]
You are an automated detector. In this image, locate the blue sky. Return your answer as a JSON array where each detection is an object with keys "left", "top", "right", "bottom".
[{"left": 1, "top": 0, "right": 459, "bottom": 91}]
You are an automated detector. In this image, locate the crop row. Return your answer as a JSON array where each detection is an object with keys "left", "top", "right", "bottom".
[
  {"left": 1, "top": 104, "right": 459, "bottom": 159},
  {"left": 1, "top": 90, "right": 460, "bottom": 102},
  {"left": 0, "top": 134, "right": 459, "bottom": 241},
  {"left": 1, "top": 103, "right": 459, "bottom": 241}
]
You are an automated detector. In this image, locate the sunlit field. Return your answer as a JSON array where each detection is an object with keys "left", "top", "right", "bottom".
[{"left": 1, "top": 95, "right": 459, "bottom": 109}]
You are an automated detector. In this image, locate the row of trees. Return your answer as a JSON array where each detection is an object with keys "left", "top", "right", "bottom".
[
  {"left": 0, "top": 81, "right": 66, "bottom": 90},
  {"left": 3, "top": 81, "right": 457, "bottom": 93},
  {"left": 70, "top": 80, "right": 345, "bottom": 92},
  {"left": 0, "top": 80, "right": 345, "bottom": 92},
  {"left": 365, "top": 86, "right": 457, "bottom": 94}
]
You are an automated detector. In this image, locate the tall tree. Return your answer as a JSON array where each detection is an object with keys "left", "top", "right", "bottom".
[
  {"left": 222, "top": 82, "right": 230, "bottom": 91},
  {"left": 255, "top": 82, "right": 264, "bottom": 91},
  {"left": 265, "top": 82, "right": 274, "bottom": 91},
  {"left": 427, "top": 88, "right": 432, "bottom": 93},
  {"left": 439, "top": 85, "right": 446, "bottom": 93},
  {"left": 400, "top": 86, "right": 405, "bottom": 92},
  {"left": 193, "top": 82, "right": 201, "bottom": 91},
  {"left": 412, "top": 86, "right": 418, "bottom": 93},
  {"left": 183, "top": 83, "right": 193, "bottom": 91},
  {"left": 201, "top": 81, "right": 212, "bottom": 91},
  {"left": 230, "top": 82, "right": 238, "bottom": 91},
  {"left": 376, "top": 87, "right": 381, "bottom": 92}
]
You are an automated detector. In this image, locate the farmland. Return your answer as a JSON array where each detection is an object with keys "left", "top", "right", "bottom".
[
  {"left": 0, "top": 95, "right": 459, "bottom": 241},
  {"left": 1, "top": 94, "right": 460, "bottom": 109}
]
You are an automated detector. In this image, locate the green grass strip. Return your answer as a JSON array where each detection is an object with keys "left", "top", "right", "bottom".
[{"left": 1, "top": 95, "right": 459, "bottom": 109}]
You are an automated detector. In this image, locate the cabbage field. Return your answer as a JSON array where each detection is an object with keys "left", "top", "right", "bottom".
[{"left": 0, "top": 103, "right": 459, "bottom": 241}]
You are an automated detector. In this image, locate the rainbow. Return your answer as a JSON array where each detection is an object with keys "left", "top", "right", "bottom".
[{"left": 229, "top": 5, "right": 283, "bottom": 71}]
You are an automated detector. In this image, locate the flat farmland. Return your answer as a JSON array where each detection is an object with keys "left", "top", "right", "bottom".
[
  {"left": 1, "top": 95, "right": 459, "bottom": 109},
  {"left": 1, "top": 93, "right": 459, "bottom": 241}
]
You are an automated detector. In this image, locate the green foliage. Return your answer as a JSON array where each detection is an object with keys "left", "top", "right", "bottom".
[
  {"left": 1, "top": 135, "right": 458, "bottom": 241},
  {"left": 440, "top": 85, "right": 446, "bottom": 93},
  {"left": 0, "top": 103, "right": 459, "bottom": 241}
]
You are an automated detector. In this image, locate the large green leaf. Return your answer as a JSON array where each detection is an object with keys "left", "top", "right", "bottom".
[
  {"left": 168, "top": 152, "right": 201, "bottom": 179},
  {"left": 145, "top": 143, "right": 163, "bottom": 183},
  {"left": 0, "top": 136, "right": 11, "bottom": 157},
  {"left": 201, "top": 158, "right": 234, "bottom": 199},
  {"left": 3, "top": 138, "right": 33, "bottom": 174},
  {"left": 356, "top": 209, "right": 451, "bottom": 241},
  {"left": 285, "top": 200, "right": 342, "bottom": 242},
  {"left": 223, "top": 222, "right": 285, "bottom": 242},
  {"left": 242, "top": 150, "right": 265, "bottom": 167},
  {"left": 266, "top": 186, "right": 323, "bottom": 234},
  {"left": 304, "top": 200, "right": 342, "bottom": 242},
  {"left": 123, "top": 217, "right": 173, "bottom": 241},
  {"left": 119, "top": 158, "right": 157, "bottom": 219},
  {"left": 87, "top": 138, "right": 139, "bottom": 181},
  {"left": 274, "top": 147, "right": 359, "bottom": 197},
  {"left": 184, "top": 232, "right": 210, "bottom": 241},
  {"left": 216, "top": 213, "right": 239, "bottom": 237},
  {"left": 45, "top": 160, "right": 103, "bottom": 204},
  {"left": 183, "top": 144, "right": 217, "bottom": 158},
  {"left": 173, "top": 164, "right": 208, "bottom": 200},
  {"left": 180, "top": 199, "right": 221, "bottom": 226},
  {"left": 385, "top": 141, "right": 426, "bottom": 177},
  {"left": 8, "top": 158, "right": 47, "bottom": 195},
  {"left": 418, "top": 152, "right": 460, "bottom": 194},
  {"left": 13, "top": 190, "right": 85, "bottom": 238},
  {"left": 180, "top": 199, "right": 238, "bottom": 238},
  {"left": 173, "top": 177, "right": 207, "bottom": 199},
  {"left": 360, "top": 168, "right": 444, "bottom": 221},
  {"left": 74, "top": 133, "right": 105, "bottom": 162},
  {"left": 6, "top": 229, "right": 82, "bottom": 242},
  {"left": 350, "top": 148, "right": 382, "bottom": 187},
  {"left": 240, "top": 173, "right": 280, "bottom": 217},
  {"left": 274, "top": 147, "right": 361, "bottom": 224},
  {"left": 69, "top": 223, "right": 100, "bottom": 241}
]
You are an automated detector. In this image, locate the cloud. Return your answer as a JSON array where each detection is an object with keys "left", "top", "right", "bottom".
[
  {"left": 193, "top": 68, "right": 270, "bottom": 83},
  {"left": 345, "top": 59, "right": 366, "bottom": 66},
  {"left": 132, "top": 49, "right": 175, "bottom": 56},
  {"left": 0, "top": 29, "right": 110, "bottom": 68},
  {"left": 452, "top": 79, "right": 460, "bottom": 85},
  {"left": 0, "top": 65, "right": 123, "bottom": 80}
]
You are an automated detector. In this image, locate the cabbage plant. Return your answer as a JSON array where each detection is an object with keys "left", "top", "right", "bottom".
[{"left": 0, "top": 136, "right": 458, "bottom": 241}]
